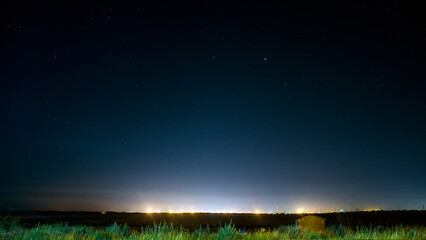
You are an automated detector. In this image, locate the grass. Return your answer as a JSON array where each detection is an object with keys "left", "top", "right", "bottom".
[{"left": 0, "top": 217, "right": 425, "bottom": 239}]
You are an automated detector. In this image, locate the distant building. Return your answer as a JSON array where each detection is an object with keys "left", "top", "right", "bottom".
[{"left": 295, "top": 215, "right": 326, "bottom": 232}]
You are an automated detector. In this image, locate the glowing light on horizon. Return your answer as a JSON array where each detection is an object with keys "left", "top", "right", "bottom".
[{"left": 141, "top": 207, "right": 332, "bottom": 214}]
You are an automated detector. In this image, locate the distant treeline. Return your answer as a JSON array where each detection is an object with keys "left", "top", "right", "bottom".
[{"left": 1, "top": 210, "right": 425, "bottom": 229}]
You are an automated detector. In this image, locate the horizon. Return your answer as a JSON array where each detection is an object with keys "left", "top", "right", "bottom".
[
  {"left": 4, "top": 209, "right": 426, "bottom": 214},
  {"left": 3, "top": 206, "right": 425, "bottom": 214}
]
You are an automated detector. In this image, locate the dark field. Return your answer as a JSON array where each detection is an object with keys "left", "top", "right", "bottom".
[{"left": 3, "top": 210, "right": 425, "bottom": 229}]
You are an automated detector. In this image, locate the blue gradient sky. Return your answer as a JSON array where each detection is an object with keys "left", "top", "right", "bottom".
[{"left": 1, "top": 1, "right": 425, "bottom": 212}]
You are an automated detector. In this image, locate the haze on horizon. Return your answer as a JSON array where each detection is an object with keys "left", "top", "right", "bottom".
[{"left": 1, "top": 1, "right": 425, "bottom": 212}]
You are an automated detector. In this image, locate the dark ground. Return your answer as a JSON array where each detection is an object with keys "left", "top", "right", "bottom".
[{"left": 2, "top": 211, "right": 425, "bottom": 229}]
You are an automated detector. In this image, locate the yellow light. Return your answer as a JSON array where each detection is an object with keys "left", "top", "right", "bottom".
[
  {"left": 168, "top": 210, "right": 174, "bottom": 214},
  {"left": 254, "top": 210, "right": 261, "bottom": 214},
  {"left": 146, "top": 208, "right": 152, "bottom": 214},
  {"left": 156, "top": 210, "right": 161, "bottom": 213},
  {"left": 297, "top": 208, "right": 304, "bottom": 214}
]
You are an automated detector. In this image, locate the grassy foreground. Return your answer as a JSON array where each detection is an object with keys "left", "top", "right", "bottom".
[{"left": 1, "top": 218, "right": 425, "bottom": 239}]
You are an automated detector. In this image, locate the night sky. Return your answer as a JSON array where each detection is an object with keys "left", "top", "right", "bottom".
[{"left": 1, "top": 1, "right": 425, "bottom": 213}]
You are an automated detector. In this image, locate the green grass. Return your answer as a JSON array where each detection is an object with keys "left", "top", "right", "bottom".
[{"left": 0, "top": 217, "right": 425, "bottom": 239}]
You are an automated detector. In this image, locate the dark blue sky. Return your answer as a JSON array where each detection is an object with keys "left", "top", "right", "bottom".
[{"left": 1, "top": 1, "right": 425, "bottom": 212}]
